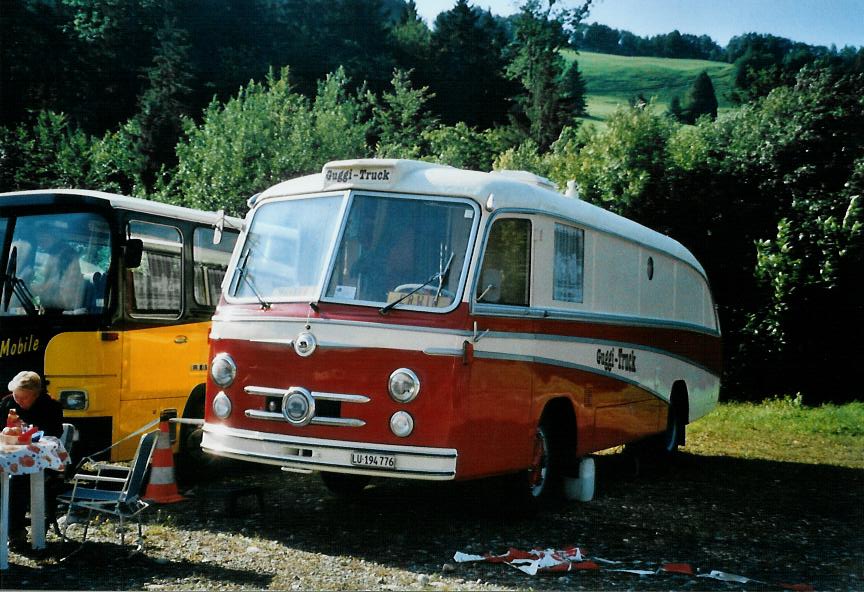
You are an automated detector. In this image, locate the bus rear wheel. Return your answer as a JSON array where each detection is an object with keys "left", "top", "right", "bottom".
[
  {"left": 627, "top": 402, "right": 685, "bottom": 462},
  {"left": 320, "top": 472, "right": 371, "bottom": 498}
]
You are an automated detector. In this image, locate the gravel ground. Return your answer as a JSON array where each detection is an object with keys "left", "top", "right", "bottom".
[{"left": 2, "top": 449, "right": 862, "bottom": 591}]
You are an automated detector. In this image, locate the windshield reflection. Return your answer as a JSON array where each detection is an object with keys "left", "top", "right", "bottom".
[
  {"left": 325, "top": 194, "right": 476, "bottom": 309},
  {"left": 229, "top": 196, "right": 343, "bottom": 303}
]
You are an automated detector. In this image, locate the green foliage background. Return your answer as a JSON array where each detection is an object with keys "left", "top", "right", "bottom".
[{"left": 1, "top": 0, "right": 863, "bottom": 404}]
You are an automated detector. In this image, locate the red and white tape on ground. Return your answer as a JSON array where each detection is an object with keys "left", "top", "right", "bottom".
[{"left": 453, "top": 546, "right": 814, "bottom": 590}]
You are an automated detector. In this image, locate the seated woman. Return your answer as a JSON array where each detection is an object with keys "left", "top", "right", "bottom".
[{"left": 30, "top": 235, "right": 86, "bottom": 312}]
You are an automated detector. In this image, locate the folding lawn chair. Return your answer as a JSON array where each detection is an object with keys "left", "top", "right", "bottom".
[{"left": 57, "top": 431, "right": 158, "bottom": 549}]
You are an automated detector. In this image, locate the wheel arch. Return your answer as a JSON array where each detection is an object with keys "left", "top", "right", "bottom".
[
  {"left": 538, "top": 396, "right": 579, "bottom": 469},
  {"left": 182, "top": 383, "right": 206, "bottom": 419}
]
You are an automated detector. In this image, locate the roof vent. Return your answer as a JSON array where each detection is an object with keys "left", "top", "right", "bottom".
[
  {"left": 489, "top": 169, "right": 557, "bottom": 191},
  {"left": 565, "top": 180, "right": 581, "bottom": 199}
]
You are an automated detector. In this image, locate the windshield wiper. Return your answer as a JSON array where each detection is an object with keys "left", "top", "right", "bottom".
[
  {"left": 378, "top": 272, "right": 439, "bottom": 315},
  {"left": 2, "top": 248, "right": 39, "bottom": 316},
  {"left": 233, "top": 248, "right": 271, "bottom": 310},
  {"left": 1, "top": 274, "right": 39, "bottom": 316},
  {"left": 434, "top": 252, "right": 455, "bottom": 306},
  {"left": 379, "top": 247, "right": 456, "bottom": 315}
]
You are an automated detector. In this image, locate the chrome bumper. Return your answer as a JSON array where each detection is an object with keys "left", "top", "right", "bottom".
[{"left": 202, "top": 423, "right": 457, "bottom": 480}]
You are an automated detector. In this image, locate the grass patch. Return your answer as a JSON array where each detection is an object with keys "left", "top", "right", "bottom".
[
  {"left": 685, "top": 398, "right": 864, "bottom": 468},
  {"left": 566, "top": 50, "right": 738, "bottom": 123}
]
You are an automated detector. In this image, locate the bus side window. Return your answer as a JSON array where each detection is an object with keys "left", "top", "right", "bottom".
[
  {"left": 552, "top": 223, "right": 585, "bottom": 303},
  {"left": 476, "top": 218, "right": 531, "bottom": 306},
  {"left": 193, "top": 227, "right": 238, "bottom": 307},
  {"left": 127, "top": 220, "right": 182, "bottom": 317}
]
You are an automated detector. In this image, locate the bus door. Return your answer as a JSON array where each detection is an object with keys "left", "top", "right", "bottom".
[
  {"left": 465, "top": 216, "right": 535, "bottom": 477},
  {"left": 119, "top": 219, "right": 195, "bottom": 449}
]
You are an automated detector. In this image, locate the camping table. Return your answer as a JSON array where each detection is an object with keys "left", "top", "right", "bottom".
[{"left": 0, "top": 438, "right": 69, "bottom": 569}]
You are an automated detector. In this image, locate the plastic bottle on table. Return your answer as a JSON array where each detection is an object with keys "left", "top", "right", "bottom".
[{"left": 6, "top": 408, "right": 21, "bottom": 429}]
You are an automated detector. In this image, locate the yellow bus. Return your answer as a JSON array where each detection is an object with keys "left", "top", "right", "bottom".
[{"left": 0, "top": 189, "right": 240, "bottom": 461}]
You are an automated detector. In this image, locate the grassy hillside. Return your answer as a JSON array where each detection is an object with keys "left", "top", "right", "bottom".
[{"left": 563, "top": 50, "right": 738, "bottom": 123}]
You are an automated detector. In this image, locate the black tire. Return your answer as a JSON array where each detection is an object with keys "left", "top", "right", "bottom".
[
  {"left": 516, "top": 420, "right": 563, "bottom": 503},
  {"left": 320, "top": 472, "right": 371, "bottom": 498},
  {"left": 627, "top": 403, "right": 684, "bottom": 460}
]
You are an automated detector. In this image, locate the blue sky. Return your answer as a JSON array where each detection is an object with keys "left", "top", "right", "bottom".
[{"left": 413, "top": 0, "right": 864, "bottom": 48}]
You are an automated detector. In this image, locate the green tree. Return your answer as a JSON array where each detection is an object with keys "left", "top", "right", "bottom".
[
  {"left": 667, "top": 96, "right": 684, "bottom": 121},
  {"left": 373, "top": 69, "right": 438, "bottom": 158},
  {"left": 681, "top": 70, "right": 719, "bottom": 123},
  {"left": 429, "top": 0, "right": 516, "bottom": 128},
  {"left": 549, "top": 102, "right": 674, "bottom": 222},
  {"left": 506, "top": 0, "right": 591, "bottom": 150},
  {"left": 132, "top": 19, "right": 194, "bottom": 188},
  {"left": 0, "top": 111, "right": 95, "bottom": 191},
  {"left": 425, "top": 123, "right": 519, "bottom": 171},
  {"left": 167, "top": 67, "right": 372, "bottom": 215},
  {"left": 391, "top": 0, "right": 432, "bottom": 72}
]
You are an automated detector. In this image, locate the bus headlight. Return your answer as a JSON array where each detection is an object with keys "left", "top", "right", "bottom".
[
  {"left": 212, "top": 391, "right": 232, "bottom": 419},
  {"left": 390, "top": 411, "right": 414, "bottom": 437},
  {"left": 60, "top": 390, "right": 88, "bottom": 410},
  {"left": 210, "top": 353, "right": 237, "bottom": 387},
  {"left": 388, "top": 368, "right": 420, "bottom": 403},
  {"left": 282, "top": 388, "right": 315, "bottom": 426}
]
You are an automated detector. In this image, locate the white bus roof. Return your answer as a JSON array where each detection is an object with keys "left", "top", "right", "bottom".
[
  {"left": 0, "top": 188, "right": 242, "bottom": 227},
  {"left": 258, "top": 159, "right": 706, "bottom": 276}
]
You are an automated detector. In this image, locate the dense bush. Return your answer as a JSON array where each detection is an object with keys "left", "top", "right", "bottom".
[{"left": 2, "top": 1, "right": 861, "bottom": 404}]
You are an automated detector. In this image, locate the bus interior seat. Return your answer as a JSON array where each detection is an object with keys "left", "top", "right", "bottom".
[{"left": 83, "top": 271, "right": 105, "bottom": 312}]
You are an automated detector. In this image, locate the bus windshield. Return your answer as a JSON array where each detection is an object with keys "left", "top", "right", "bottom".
[
  {"left": 1, "top": 212, "right": 111, "bottom": 316},
  {"left": 324, "top": 194, "right": 476, "bottom": 309},
  {"left": 232, "top": 193, "right": 477, "bottom": 310}
]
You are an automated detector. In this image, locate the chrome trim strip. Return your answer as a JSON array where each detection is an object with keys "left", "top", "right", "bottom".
[
  {"left": 215, "top": 307, "right": 719, "bottom": 338},
  {"left": 245, "top": 386, "right": 370, "bottom": 404},
  {"left": 313, "top": 391, "right": 371, "bottom": 403},
  {"left": 245, "top": 386, "right": 288, "bottom": 397},
  {"left": 423, "top": 347, "right": 463, "bottom": 357},
  {"left": 245, "top": 409, "right": 286, "bottom": 420},
  {"left": 311, "top": 416, "right": 366, "bottom": 427},
  {"left": 245, "top": 409, "right": 366, "bottom": 427}
]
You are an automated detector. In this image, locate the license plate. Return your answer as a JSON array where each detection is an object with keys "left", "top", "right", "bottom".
[{"left": 350, "top": 452, "right": 396, "bottom": 469}]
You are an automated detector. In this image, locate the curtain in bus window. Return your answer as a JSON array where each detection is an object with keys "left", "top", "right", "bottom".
[
  {"left": 553, "top": 223, "right": 584, "bottom": 303},
  {"left": 477, "top": 218, "right": 531, "bottom": 306},
  {"left": 128, "top": 221, "right": 182, "bottom": 315},
  {"left": 193, "top": 227, "right": 237, "bottom": 307}
]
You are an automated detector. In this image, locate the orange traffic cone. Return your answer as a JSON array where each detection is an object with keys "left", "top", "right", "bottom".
[{"left": 143, "top": 413, "right": 185, "bottom": 504}]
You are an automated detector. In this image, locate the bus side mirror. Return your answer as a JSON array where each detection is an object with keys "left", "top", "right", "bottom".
[{"left": 124, "top": 239, "right": 143, "bottom": 269}]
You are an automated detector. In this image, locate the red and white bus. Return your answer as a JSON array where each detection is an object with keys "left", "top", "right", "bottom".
[{"left": 202, "top": 159, "right": 721, "bottom": 498}]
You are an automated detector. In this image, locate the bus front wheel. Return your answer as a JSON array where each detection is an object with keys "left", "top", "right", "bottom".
[{"left": 520, "top": 419, "right": 563, "bottom": 502}]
